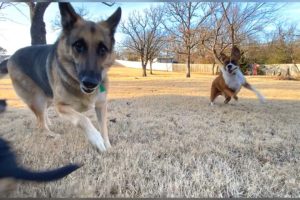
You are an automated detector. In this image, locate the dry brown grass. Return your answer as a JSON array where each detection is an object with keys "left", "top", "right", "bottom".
[{"left": 0, "top": 66, "right": 300, "bottom": 197}]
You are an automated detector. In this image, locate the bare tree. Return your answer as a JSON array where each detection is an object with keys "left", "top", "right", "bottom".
[
  {"left": 145, "top": 6, "right": 166, "bottom": 75},
  {"left": 51, "top": 6, "right": 92, "bottom": 31},
  {"left": 26, "top": 2, "right": 51, "bottom": 45},
  {"left": 221, "top": 3, "right": 281, "bottom": 45},
  {"left": 163, "top": 2, "right": 212, "bottom": 78},
  {"left": 270, "top": 22, "right": 300, "bottom": 78},
  {"left": 0, "top": 2, "right": 50, "bottom": 45},
  {"left": 148, "top": 43, "right": 163, "bottom": 75},
  {"left": 1, "top": 2, "right": 117, "bottom": 45},
  {"left": 276, "top": 23, "right": 300, "bottom": 71},
  {"left": 117, "top": 47, "right": 140, "bottom": 61},
  {"left": 200, "top": 3, "right": 228, "bottom": 74},
  {"left": 121, "top": 6, "right": 165, "bottom": 77},
  {"left": 0, "top": 3, "right": 27, "bottom": 22},
  {"left": 26, "top": 1, "right": 115, "bottom": 45},
  {"left": 102, "top": 2, "right": 115, "bottom": 7},
  {"left": 201, "top": 2, "right": 281, "bottom": 74},
  {"left": 0, "top": 46, "right": 7, "bottom": 55}
]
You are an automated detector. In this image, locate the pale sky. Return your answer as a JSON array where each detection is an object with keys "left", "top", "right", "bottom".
[
  {"left": 0, "top": 2, "right": 299, "bottom": 55},
  {"left": 0, "top": 2, "right": 162, "bottom": 54}
]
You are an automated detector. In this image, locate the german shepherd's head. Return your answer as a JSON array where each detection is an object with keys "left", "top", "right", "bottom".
[
  {"left": 220, "top": 46, "right": 241, "bottom": 75},
  {"left": 58, "top": 3, "right": 121, "bottom": 94}
]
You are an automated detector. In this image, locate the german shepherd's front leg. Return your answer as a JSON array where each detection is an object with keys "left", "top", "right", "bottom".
[
  {"left": 55, "top": 104, "right": 106, "bottom": 152},
  {"left": 95, "top": 100, "right": 111, "bottom": 149}
]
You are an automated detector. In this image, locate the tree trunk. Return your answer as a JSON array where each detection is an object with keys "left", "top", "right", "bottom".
[
  {"left": 141, "top": 55, "right": 147, "bottom": 77},
  {"left": 28, "top": 2, "right": 50, "bottom": 45},
  {"left": 212, "top": 48, "right": 222, "bottom": 64},
  {"left": 285, "top": 67, "right": 291, "bottom": 78},
  {"left": 150, "top": 61, "right": 153, "bottom": 75},
  {"left": 186, "top": 50, "right": 191, "bottom": 78},
  {"left": 212, "top": 61, "right": 216, "bottom": 75},
  {"left": 142, "top": 65, "right": 147, "bottom": 77}
]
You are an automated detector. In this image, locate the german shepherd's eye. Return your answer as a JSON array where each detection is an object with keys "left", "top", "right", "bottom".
[
  {"left": 97, "top": 42, "right": 108, "bottom": 56},
  {"left": 72, "top": 39, "right": 87, "bottom": 54}
]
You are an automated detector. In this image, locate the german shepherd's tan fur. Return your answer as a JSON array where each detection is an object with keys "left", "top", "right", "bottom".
[{"left": 3, "top": 3, "right": 121, "bottom": 152}]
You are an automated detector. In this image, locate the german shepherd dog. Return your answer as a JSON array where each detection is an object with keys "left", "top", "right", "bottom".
[
  {"left": 210, "top": 46, "right": 265, "bottom": 105},
  {"left": 0, "top": 3, "right": 121, "bottom": 152},
  {"left": 0, "top": 138, "right": 81, "bottom": 193}
]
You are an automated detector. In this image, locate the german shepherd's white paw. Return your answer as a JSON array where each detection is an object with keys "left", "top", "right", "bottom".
[
  {"left": 259, "top": 96, "right": 266, "bottom": 103},
  {"left": 88, "top": 131, "right": 106, "bottom": 152},
  {"left": 104, "top": 140, "right": 112, "bottom": 149}
]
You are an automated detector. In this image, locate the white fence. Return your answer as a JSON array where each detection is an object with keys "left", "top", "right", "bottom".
[
  {"left": 264, "top": 64, "right": 300, "bottom": 76},
  {"left": 115, "top": 60, "right": 173, "bottom": 71},
  {"left": 172, "top": 63, "right": 217, "bottom": 74},
  {"left": 115, "top": 60, "right": 215, "bottom": 73},
  {"left": 115, "top": 60, "right": 300, "bottom": 76}
]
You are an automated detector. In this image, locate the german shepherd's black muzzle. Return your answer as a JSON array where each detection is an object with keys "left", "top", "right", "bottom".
[{"left": 79, "top": 71, "right": 101, "bottom": 94}]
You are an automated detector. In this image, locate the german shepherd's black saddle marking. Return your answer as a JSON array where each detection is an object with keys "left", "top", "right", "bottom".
[{"left": 0, "top": 138, "right": 81, "bottom": 182}]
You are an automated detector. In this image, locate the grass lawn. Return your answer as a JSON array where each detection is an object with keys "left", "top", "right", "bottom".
[{"left": 0, "top": 66, "right": 299, "bottom": 197}]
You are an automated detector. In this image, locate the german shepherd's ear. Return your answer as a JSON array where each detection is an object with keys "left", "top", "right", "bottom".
[
  {"left": 59, "top": 3, "right": 81, "bottom": 32},
  {"left": 105, "top": 7, "right": 122, "bottom": 36},
  {"left": 231, "top": 45, "right": 241, "bottom": 61},
  {"left": 219, "top": 52, "right": 229, "bottom": 64}
]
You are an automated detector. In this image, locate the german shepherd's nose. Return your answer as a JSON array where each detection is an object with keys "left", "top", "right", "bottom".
[
  {"left": 79, "top": 71, "right": 101, "bottom": 93},
  {"left": 82, "top": 77, "right": 99, "bottom": 89}
]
